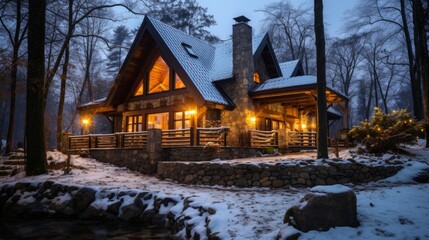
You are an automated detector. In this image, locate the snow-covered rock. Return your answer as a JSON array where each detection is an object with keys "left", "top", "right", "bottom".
[{"left": 284, "top": 184, "right": 359, "bottom": 232}]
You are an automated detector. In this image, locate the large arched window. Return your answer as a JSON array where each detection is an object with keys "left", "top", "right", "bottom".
[{"left": 148, "top": 56, "right": 170, "bottom": 93}]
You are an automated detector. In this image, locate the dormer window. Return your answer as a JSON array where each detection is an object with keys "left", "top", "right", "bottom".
[
  {"left": 182, "top": 43, "right": 198, "bottom": 58},
  {"left": 254, "top": 72, "right": 261, "bottom": 84}
]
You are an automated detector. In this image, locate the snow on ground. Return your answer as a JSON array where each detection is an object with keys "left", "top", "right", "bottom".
[{"left": 1, "top": 143, "right": 429, "bottom": 239}]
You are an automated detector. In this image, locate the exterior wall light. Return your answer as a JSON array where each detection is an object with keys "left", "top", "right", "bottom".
[
  {"left": 250, "top": 117, "right": 256, "bottom": 125},
  {"left": 82, "top": 118, "right": 90, "bottom": 126},
  {"left": 185, "top": 109, "right": 196, "bottom": 115}
]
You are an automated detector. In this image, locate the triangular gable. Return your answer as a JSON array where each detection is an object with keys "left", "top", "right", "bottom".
[
  {"left": 252, "top": 34, "right": 282, "bottom": 78},
  {"left": 211, "top": 33, "right": 282, "bottom": 82},
  {"left": 105, "top": 16, "right": 233, "bottom": 107},
  {"left": 279, "top": 60, "right": 300, "bottom": 78}
]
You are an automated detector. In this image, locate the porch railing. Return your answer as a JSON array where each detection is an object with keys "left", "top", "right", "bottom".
[
  {"left": 287, "top": 131, "right": 317, "bottom": 148},
  {"left": 162, "top": 128, "right": 193, "bottom": 147},
  {"left": 122, "top": 132, "right": 148, "bottom": 148},
  {"left": 196, "top": 127, "right": 229, "bottom": 146},
  {"left": 249, "top": 129, "right": 278, "bottom": 148}
]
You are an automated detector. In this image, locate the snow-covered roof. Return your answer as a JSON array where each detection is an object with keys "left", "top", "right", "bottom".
[
  {"left": 251, "top": 75, "right": 317, "bottom": 93},
  {"left": 146, "top": 18, "right": 278, "bottom": 106},
  {"left": 100, "top": 17, "right": 337, "bottom": 109},
  {"left": 279, "top": 60, "right": 299, "bottom": 78},
  {"left": 327, "top": 107, "right": 342, "bottom": 117},
  {"left": 211, "top": 33, "right": 267, "bottom": 81},
  {"left": 149, "top": 17, "right": 231, "bottom": 105},
  {"left": 79, "top": 97, "right": 107, "bottom": 107}
]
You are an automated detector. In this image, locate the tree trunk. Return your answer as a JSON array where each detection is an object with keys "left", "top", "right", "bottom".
[
  {"left": 411, "top": 0, "right": 429, "bottom": 147},
  {"left": 5, "top": 0, "right": 22, "bottom": 154},
  {"left": 56, "top": 45, "right": 69, "bottom": 151},
  {"left": 401, "top": 0, "right": 423, "bottom": 120},
  {"left": 26, "top": 0, "right": 47, "bottom": 175},
  {"left": 314, "top": 0, "right": 329, "bottom": 159},
  {"left": 56, "top": 0, "right": 72, "bottom": 151}
]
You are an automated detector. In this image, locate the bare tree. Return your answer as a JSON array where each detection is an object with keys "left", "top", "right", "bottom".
[
  {"left": 260, "top": 1, "right": 315, "bottom": 73},
  {"left": 0, "top": 0, "right": 28, "bottom": 154},
  {"left": 56, "top": 0, "right": 72, "bottom": 151},
  {"left": 328, "top": 34, "right": 366, "bottom": 97},
  {"left": 42, "top": 0, "right": 143, "bottom": 112},
  {"left": 314, "top": 0, "right": 328, "bottom": 159},
  {"left": 411, "top": 0, "right": 429, "bottom": 147},
  {"left": 76, "top": 11, "right": 109, "bottom": 106},
  {"left": 26, "top": 0, "right": 47, "bottom": 175},
  {"left": 351, "top": 0, "right": 423, "bottom": 120}
]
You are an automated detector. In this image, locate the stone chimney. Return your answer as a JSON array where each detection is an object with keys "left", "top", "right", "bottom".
[
  {"left": 221, "top": 16, "right": 255, "bottom": 146},
  {"left": 232, "top": 15, "right": 254, "bottom": 91}
]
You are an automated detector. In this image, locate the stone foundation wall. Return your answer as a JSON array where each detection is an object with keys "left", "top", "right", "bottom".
[
  {"left": 157, "top": 160, "right": 402, "bottom": 188},
  {"left": 164, "top": 147, "right": 259, "bottom": 161},
  {"left": 89, "top": 147, "right": 260, "bottom": 173},
  {"left": 89, "top": 148, "right": 155, "bottom": 174}
]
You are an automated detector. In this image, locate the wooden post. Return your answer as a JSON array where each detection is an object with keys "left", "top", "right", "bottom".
[
  {"left": 224, "top": 128, "right": 228, "bottom": 147},
  {"left": 345, "top": 99, "right": 349, "bottom": 129},
  {"left": 147, "top": 128, "right": 162, "bottom": 174},
  {"left": 196, "top": 128, "right": 200, "bottom": 146},
  {"left": 190, "top": 127, "right": 194, "bottom": 146}
]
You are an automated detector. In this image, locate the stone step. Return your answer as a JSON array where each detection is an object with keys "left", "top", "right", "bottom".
[
  {"left": 9, "top": 155, "right": 25, "bottom": 160},
  {"left": 0, "top": 170, "right": 11, "bottom": 176},
  {"left": 0, "top": 165, "right": 14, "bottom": 170},
  {"left": 3, "top": 159, "right": 26, "bottom": 165}
]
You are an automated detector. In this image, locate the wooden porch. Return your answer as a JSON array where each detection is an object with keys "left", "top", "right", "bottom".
[{"left": 68, "top": 127, "right": 322, "bottom": 151}]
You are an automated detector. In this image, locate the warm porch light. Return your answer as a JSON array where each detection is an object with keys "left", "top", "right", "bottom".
[
  {"left": 250, "top": 117, "right": 256, "bottom": 125},
  {"left": 81, "top": 117, "right": 91, "bottom": 135},
  {"left": 82, "top": 118, "right": 90, "bottom": 126},
  {"left": 301, "top": 124, "right": 307, "bottom": 129},
  {"left": 185, "top": 109, "right": 196, "bottom": 115}
]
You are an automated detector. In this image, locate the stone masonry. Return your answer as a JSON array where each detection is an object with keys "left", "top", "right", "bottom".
[
  {"left": 220, "top": 18, "right": 255, "bottom": 147},
  {"left": 157, "top": 160, "right": 402, "bottom": 188}
]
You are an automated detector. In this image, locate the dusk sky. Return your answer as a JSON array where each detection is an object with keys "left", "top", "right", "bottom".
[
  {"left": 119, "top": 0, "right": 359, "bottom": 40},
  {"left": 197, "top": 0, "right": 359, "bottom": 40}
]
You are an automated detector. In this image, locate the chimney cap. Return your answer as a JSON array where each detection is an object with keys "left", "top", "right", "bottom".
[{"left": 233, "top": 15, "right": 250, "bottom": 23}]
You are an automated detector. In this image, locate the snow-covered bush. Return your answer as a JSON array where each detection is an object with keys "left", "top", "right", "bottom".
[{"left": 349, "top": 108, "right": 423, "bottom": 154}]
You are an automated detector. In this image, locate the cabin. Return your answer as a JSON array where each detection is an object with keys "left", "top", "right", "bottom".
[{"left": 75, "top": 15, "right": 348, "bottom": 151}]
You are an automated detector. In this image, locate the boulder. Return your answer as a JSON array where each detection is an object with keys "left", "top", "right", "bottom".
[
  {"left": 73, "top": 187, "right": 96, "bottom": 211},
  {"left": 284, "top": 184, "right": 359, "bottom": 232},
  {"left": 413, "top": 169, "right": 429, "bottom": 183}
]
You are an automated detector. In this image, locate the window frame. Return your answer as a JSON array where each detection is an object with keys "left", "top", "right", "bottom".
[
  {"left": 173, "top": 111, "right": 192, "bottom": 129},
  {"left": 126, "top": 115, "right": 143, "bottom": 132}
]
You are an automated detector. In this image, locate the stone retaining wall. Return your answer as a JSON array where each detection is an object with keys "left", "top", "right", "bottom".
[
  {"left": 89, "top": 147, "right": 259, "bottom": 174},
  {"left": 164, "top": 147, "right": 259, "bottom": 161},
  {"left": 157, "top": 160, "right": 402, "bottom": 188},
  {"left": 89, "top": 148, "right": 156, "bottom": 174}
]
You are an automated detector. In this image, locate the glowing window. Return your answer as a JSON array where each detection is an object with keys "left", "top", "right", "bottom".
[
  {"left": 254, "top": 72, "right": 261, "bottom": 84},
  {"left": 174, "top": 73, "right": 185, "bottom": 89},
  {"left": 127, "top": 115, "right": 143, "bottom": 132},
  {"left": 147, "top": 112, "right": 169, "bottom": 130},
  {"left": 149, "top": 57, "right": 170, "bottom": 94},
  {"left": 134, "top": 81, "right": 144, "bottom": 96},
  {"left": 174, "top": 111, "right": 192, "bottom": 129}
]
